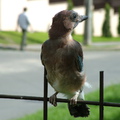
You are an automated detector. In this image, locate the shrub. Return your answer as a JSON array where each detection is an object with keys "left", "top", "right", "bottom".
[
  {"left": 67, "top": 0, "right": 74, "bottom": 10},
  {"left": 117, "top": 7, "right": 120, "bottom": 36},
  {"left": 102, "top": 3, "right": 112, "bottom": 37},
  {"left": 67, "top": 0, "right": 75, "bottom": 35}
]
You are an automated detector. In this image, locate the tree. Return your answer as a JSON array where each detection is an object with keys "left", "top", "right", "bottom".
[
  {"left": 67, "top": 0, "right": 74, "bottom": 10},
  {"left": 67, "top": 0, "right": 75, "bottom": 35},
  {"left": 117, "top": 7, "right": 120, "bottom": 36},
  {"left": 84, "top": 0, "right": 93, "bottom": 45},
  {"left": 102, "top": 3, "right": 112, "bottom": 37}
]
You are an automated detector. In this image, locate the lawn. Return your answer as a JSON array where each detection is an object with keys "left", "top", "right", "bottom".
[
  {"left": 0, "top": 31, "right": 48, "bottom": 44},
  {"left": 12, "top": 84, "right": 120, "bottom": 120},
  {"left": 0, "top": 31, "right": 120, "bottom": 45}
]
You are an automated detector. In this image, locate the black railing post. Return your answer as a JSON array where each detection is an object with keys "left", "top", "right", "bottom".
[
  {"left": 100, "top": 71, "right": 104, "bottom": 120},
  {"left": 44, "top": 68, "right": 48, "bottom": 120}
]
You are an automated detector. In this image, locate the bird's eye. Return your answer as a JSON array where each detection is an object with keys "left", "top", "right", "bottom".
[{"left": 73, "top": 13, "right": 77, "bottom": 19}]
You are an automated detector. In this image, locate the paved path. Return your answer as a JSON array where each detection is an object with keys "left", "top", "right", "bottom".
[
  {"left": 0, "top": 41, "right": 120, "bottom": 51},
  {"left": 0, "top": 50, "right": 120, "bottom": 120}
]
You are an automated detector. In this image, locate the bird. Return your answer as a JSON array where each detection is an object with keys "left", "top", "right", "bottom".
[{"left": 41, "top": 10, "right": 90, "bottom": 117}]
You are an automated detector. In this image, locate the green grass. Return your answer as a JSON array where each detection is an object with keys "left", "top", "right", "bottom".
[
  {"left": 0, "top": 31, "right": 120, "bottom": 45},
  {"left": 13, "top": 84, "right": 120, "bottom": 120},
  {"left": 0, "top": 31, "right": 21, "bottom": 44},
  {"left": 0, "top": 31, "right": 48, "bottom": 44},
  {"left": 27, "top": 32, "right": 48, "bottom": 44},
  {"left": 92, "top": 36, "right": 120, "bottom": 42}
]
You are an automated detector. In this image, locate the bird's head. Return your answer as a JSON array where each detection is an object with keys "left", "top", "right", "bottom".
[
  {"left": 49, "top": 10, "right": 88, "bottom": 39},
  {"left": 63, "top": 10, "right": 88, "bottom": 29}
]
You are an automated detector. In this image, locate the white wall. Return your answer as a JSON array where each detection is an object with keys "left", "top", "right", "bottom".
[
  {"left": 27, "top": 1, "right": 68, "bottom": 32},
  {"left": 1, "top": 0, "right": 27, "bottom": 30},
  {"left": 27, "top": 0, "right": 49, "bottom": 32},
  {"left": 110, "top": 9, "right": 118, "bottom": 36},
  {"left": 0, "top": 0, "right": 119, "bottom": 36},
  {"left": 93, "top": 9, "right": 105, "bottom": 36}
]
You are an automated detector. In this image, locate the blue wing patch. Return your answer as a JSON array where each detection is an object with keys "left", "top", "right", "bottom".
[{"left": 77, "top": 55, "right": 83, "bottom": 72}]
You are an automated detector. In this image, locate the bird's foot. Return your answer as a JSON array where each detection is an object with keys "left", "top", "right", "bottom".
[
  {"left": 49, "top": 92, "right": 58, "bottom": 107},
  {"left": 70, "top": 91, "right": 80, "bottom": 105},
  {"left": 70, "top": 96, "right": 77, "bottom": 105}
]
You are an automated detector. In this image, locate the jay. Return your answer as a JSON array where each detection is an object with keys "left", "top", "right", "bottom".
[{"left": 41, "top": 10, "right": 90, "bottom": 117}]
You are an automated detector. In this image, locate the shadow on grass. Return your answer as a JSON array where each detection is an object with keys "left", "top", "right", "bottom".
[
  {"left": 0, "top": 46, "right": 18, "bottom": 50},
  {"left": 0, "top": 44, "right": 19, "bottom": 51},
  {"left": 113, "top": 114, "right": 120, "bottom": 120},
  {"left": 104, "top": 96, "right": 120, "bottom": 103},
  {"left": 27, "top": 37, "right": 42, "bottom": 44}
]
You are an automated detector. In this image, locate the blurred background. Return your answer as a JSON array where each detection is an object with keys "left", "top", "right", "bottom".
[
  {"left": 0, "top": 0, "right": 120, "bottom": 120},
  {"left": 0, "top": 0, "right": 120, "bottom": 36}
]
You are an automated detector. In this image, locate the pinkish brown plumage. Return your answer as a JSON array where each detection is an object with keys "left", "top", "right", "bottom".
[{"left": 41, "top": 10, "right": 90, "bottom": 117}]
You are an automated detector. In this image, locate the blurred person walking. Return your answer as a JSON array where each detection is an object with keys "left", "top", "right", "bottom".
[{"left": 17, "top": 7, "right": 32, "bottom": 50}]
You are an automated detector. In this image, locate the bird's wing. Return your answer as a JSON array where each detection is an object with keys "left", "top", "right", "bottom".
[
  {"left": 41, "top": 40, "right": 49, "bottom": 66},
  {"left": 76, "top": 55, "right": 83, "bottom": 72},
  {"left": 74, "top": 41, "right": 84, "bottom": 72},
  {"left": 41, "top": 44, "right": 44, "bottom": 66}
]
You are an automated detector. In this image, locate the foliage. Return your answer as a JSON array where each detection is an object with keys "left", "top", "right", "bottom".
[
  {"left": 13, "top": 84, "right": 120, "bottom": 120},
  {"left": 117, "top": 7, "right": 120, "bottom": 36},
  {"left": 102, "top": 3, "right": 112, "bottom": 37},
  {"left": 0, "top": 31, "right": 48, "bottom": 44},
  {"left": 67, "top": 0, "right": 74, "bottom": 10},
  {"left": 67, "top": 0, "right": 75, "bottom": 35}
]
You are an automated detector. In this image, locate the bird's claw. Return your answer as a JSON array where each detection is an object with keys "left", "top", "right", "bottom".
[
  {"left": 70, "top": 92, "right": 80, "bottom": 105},
  {"left": 49, "top": 93, "right": 58, "bottom": 107},
  {"left": 70, "top": 97, "right": 77, "bottom": 105}
]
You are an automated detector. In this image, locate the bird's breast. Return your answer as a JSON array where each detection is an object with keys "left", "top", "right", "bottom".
[{"left": 42, "top": 41, "right": 84, "bottom": 94}]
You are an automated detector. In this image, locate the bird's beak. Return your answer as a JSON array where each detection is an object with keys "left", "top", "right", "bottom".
[
  {"left": 79, "top": 15, "right": 88, "bottom": 22},
  {"left": 73, "top": 15, "right": 88, "bottom": 29}
]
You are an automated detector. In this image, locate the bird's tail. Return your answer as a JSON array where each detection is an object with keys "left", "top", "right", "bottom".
[
  {"left": 68, "top": 103, "right": 90, "bottom": 117},
  {"left": 84, "top": 82, "right": 92, "bottom": 88}
]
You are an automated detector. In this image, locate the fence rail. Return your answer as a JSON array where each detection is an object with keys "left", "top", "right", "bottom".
[
  {"left": 0, "top": 71, "right": 120, "bottom": 120},
  {"left": 0, "top": 94, "right": 120, "bottom": 107}
]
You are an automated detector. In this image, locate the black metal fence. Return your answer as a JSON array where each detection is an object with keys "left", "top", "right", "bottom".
[{"left": 0, "top": 70, "right": 120, "bottom": 120}]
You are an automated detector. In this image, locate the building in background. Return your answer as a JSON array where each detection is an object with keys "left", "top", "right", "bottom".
[{"left": 0, "top": 0, "right": 120, "bottom": 36}]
